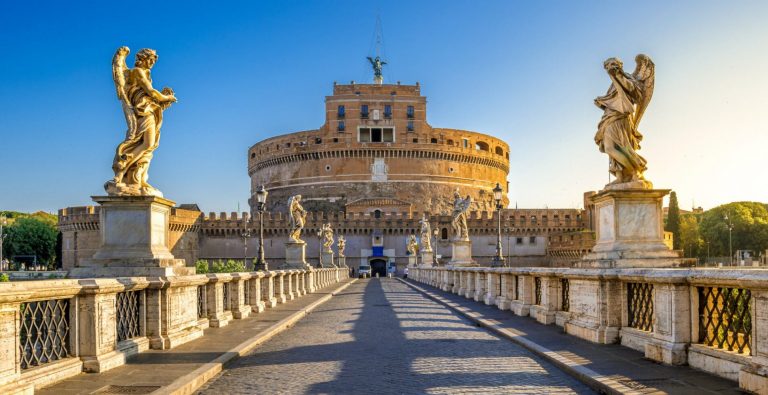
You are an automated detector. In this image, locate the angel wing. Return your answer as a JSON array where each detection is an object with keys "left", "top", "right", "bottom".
[
  {"left": 631, "top": 54, "right": 655, "bottom": 129},
  {"left": 112, "top": 47, "right": 130, "bottom": 103},
  {"left": 461, "top": 195, "right": 473, "bottom": 212}
]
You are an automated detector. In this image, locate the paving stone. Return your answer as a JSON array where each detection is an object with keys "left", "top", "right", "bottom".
[{"left": 199, "top": 278, "right": 594, "bottom": 394}]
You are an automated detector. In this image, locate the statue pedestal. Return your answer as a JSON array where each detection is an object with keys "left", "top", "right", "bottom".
[
  {"left": 337, "top": 256, "right": 346, "bottom": 267},
  {"left": 408, "top": 255, "right": 418, "bottom": 267},
  {"left": 419, "top": 251, "right": 433, "bottom": 267},
  {"left": 321, "top": 250, "right": 335, "bottom": 268},
  {"left": 282, "top": 241, "right": 311, "bottom": 270},
  {"left": 578, "top": 189, "right": 690, "bottom": 268},
  {"left": 448, "top": 240, "right": 476, "bottom": 267},
  {"left": 69, "top": 195, "right": 193, "bottom": 278}
]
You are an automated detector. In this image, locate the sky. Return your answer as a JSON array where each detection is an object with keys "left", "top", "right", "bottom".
[{"left": 1, "top": 1, "right": 766, "bottom": 213}]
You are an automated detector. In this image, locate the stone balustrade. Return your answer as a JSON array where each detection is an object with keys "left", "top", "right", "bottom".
[
  {"left": 410, "top": 266, "right": 768, "bottom": 393},
  {"left": 0, "top": 267, "right": 349, "bottom": 394}
]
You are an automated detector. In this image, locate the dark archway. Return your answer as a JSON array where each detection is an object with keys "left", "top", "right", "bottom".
[{"left": 370, "top": 259, "right": 387, "bottom": 277}]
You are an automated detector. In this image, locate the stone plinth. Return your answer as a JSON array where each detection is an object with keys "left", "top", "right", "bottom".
[
  {"left": 337, "top": 256, "right": 346, "bottom": 267},
  {"left": 282, "top": 241, "right": 311, "bottom": 270},
  {"left": 70, "top": 195, "right": 194, "bottom": 278},
  {"left": 448, "top": 239, "right": 476, "bottom": 267},
  {"left": 578, "top": 189, "right": 688, "bottom": 268},
  {"left": 408, "top": 255, "right": 418, "bottom": 267},
  {"left": 420, "top": 251, "right": 433, "bottom": 267},
  {"left": 321, "top": 251, "right": 335, "bottom": 268}
]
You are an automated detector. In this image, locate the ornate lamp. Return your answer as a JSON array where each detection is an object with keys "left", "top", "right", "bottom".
[
  {"left": 492, "top": 183, "right": 505, "bottom": 267},
  {"left": 255, "top": 185, "right": 269, "bottom": 271}
]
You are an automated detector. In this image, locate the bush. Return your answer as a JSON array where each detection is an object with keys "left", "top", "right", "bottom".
[
  {"left": 208, "top": 259, "right": 246, "bottom": 273},
  {"left": 195, "top": 259, "right": 210, "bottom": 274},
  {"left": 0, "top": 273, "right": 9, "bottom": 282}
]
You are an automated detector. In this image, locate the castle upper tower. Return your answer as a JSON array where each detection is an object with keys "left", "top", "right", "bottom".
[{"left": 247, "top": 82, "right": 510, "bottom": 215}]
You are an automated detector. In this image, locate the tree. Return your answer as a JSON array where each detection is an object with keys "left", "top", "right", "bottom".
[
  {"left": 3, "top": 217, "right": 58, "bottom": 265},
  {"left": 679, "top": 214, "right": 703, "bottom": 258},
  {"left": 699, "top": 202, "right": 768, "bottom": 258},
  {"left": 666, "top": 191, "right": 681, "bottom": 250}
]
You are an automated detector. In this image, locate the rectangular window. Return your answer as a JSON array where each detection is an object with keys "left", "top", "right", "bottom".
[
  {"left": 407, "top": 121, "right": 414, "bottom": 131},
  {"left": 382, "top": 128, "right": 393, "bottom": 142},
  {"left": 337, "top": 105, "right": 345, "bottom": 118},
  {"left": 529, "top": 236, "right": 536, "bottom": 244},
  {"left": 359, "top": 128, "right": 370, "bottom": 142},
  {"left": 337, "top": 121, "right": 345, "bottom": 132},
  {"left": 516, "top": 237, "right": 523, "bottom": 245},
  {"left": 407, "top": 105, "right": 414, "bottom": 118},
  {"left": 462, "top": 138, "right": 469, "bottom": 148},
  {"left": 384, "top": 105, "right": 392, "bottom": 118},
  {"left": 361, "top": 104, "right": 369, "bottom": 118},
  {"left": 371, "top": 128, "right": 382, "bottom": 142}
]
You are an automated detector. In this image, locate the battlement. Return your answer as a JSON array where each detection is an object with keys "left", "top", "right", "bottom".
[{"left": 331, "top": 82, "right": 421, "bottom": 96}]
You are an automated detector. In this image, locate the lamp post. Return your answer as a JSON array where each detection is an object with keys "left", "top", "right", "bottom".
[
  {"left": 491, "top": 183, "right": 505, "bottom": 267},
  {"left": 724, "top": 213, "right": 733, "bottom": 266},
  {"left": 432, "top": 228, "right": 439, "bottom": 266},
  {"left": 254, "top": 185, "right": 269, "bottom": 271}
]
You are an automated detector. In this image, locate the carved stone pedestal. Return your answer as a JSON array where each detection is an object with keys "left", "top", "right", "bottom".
[
  {"left": 448, "top": 239, "right": 476, "bottom": 267},
  {"left": 420, "top": 251, "right": 433, "bottom": 267},
  {"left": 283, "top": 241, "right": 312, "bottom": 270},
  {"left": 337, "top": 256, "right": 346, "bottom": 267},
  {"left": 69, "top": 195, "right": 194, "bottom": 278},
  {"left": 408, "top": 255, "right": 418, "bottom": 267},
  {"left": 321, "top": 251, "right": 335, "bottom": 268},
  {"left": 578, "top": 189, "right": 690, "bottom": 268}
]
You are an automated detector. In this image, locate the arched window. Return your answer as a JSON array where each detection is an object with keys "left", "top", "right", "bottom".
[
  {"left": 441, "top": 228, "right": 448, "bottom": 240},
  {"left": 475, "top": 141, "right": 489, "bottom": 151},
  {"left": 447, "top": 139, "right": 454, "bottom": 146},
  {"left": 430, "top": 138, "right": 438, "bottom": 144},
  {"left": 494, "top": 146, "right": 504, "bottom": 156},
  {"left": 373, "top": 210, "right": 382, "bottom": 219}
]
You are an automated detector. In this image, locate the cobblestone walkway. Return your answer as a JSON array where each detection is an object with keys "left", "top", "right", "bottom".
[{"left": 199, "top": 278, "right": 594, "bottom": 394}]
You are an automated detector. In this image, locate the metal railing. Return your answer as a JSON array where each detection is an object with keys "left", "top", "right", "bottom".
[
  {"left": 560, "top": 278, "right": 570, "bottom": 312},
  {"left": 116, "top": 291, "right": 142, "bottom": 342},
  {"left": 698, "top": 286, "right": 752, "bottom": 354},
  {"left": 222, "top": 283, "right": 231, "bottom": 312},
  {"left": 19, "top": 299, "right": 71, "bottom": 370},
  {"left": 534, "top": 277, "right": 542, "bottom": 305},
  {"left": 627, "top": 282, "right": 653, "bottom": 332},
  {"left": 197, "top": 285, "right": 207, "bottom": 319}
]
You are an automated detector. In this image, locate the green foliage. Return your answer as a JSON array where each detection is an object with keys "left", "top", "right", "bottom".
[
  {"left": 2, "top": 217, "right": 58, "bottom": 265},
  {"left": 679, "top": 214, "right": 703, "bottom": 258},
  {"left": 200, "top": 259, "right": 246, "bottom": 273},
  {"left": 665, "top": 191, "right": 681, "bottom": 250},
  {"left": 195, "top": 259, "right": 210, "bottom": 274},
  {"left": 699, "top": 202, "right": 768, "bottom": 258},
  {"left": 0, "top": 273, "right": 9, "bottom": 282}
]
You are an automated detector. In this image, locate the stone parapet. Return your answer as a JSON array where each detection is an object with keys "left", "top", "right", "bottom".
[
  {"left": 409, "top": 266, "right": 768, "bottom": 393},
  {"left": 0, "top": 267, "right": 349, "bottom": 394}
]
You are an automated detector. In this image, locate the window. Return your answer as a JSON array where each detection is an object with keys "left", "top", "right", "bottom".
[
  {"left": 315, "top": 137, "right": 322, "bottom": 144},
  {"left": 462, "top": 139, "right": 469, "bottom": 148},
  {"left": 373, "top": 210, "right": 382, "bottom": 219},
  {"left": 407, "top": 121, "right": 414, "bottom": 131},
  {"left": 447, "top": 139, "right": 454, "bottom": 146},
  {"left": 495, "top": 146, "right": 504, "bottom": 156},
  {"left": 338, "top": 121, "right": 345, "bottom": 132},
  {"left": 332, "top": 138, "right": 339, "bottom": 143},
  {"left": 441, "top": 228, "right": 448, "bottom": 240},
  {"left": 384, "top": 105, "right": 392, "bottom": 118},
  {"left": 407, "top": 105, "right": 414, "bottom": 119},
  {"left": 475, "top": 141, "right": 489, "bottom": 151},
  {"left": 359, "top": 128, "right": 394, "bottom": 143},
  {"left": 361, "top": 104, "right": 369, "bottom": 118},
  {"left": 250, "top": 152, "right": 256, "bottom": 159},
  {"left": 516, "top": 237, "right": 523, "bottom": 245},
  {"left": 413, "top": 138, "right": 418, "bottom": 143},
  {"left": 531, "top": 216, "right": 537, "bottom": 225},
  {"left": 430, "top": 138, "right": 438, "bottom": 144},
  {"left": 529, "top": 236, "right": 536, "bottom": 244},
  {"left": 337, "top": 105, "right": 345, "bottom": 118}
]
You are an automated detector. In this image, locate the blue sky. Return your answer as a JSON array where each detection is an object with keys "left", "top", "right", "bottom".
[{"left": 1, "top": 1, "right": 766, "bottom": 213}]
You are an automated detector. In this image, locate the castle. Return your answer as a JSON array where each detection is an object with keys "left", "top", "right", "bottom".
[{"left": 59, "top": 81, "right": 595, "bottom": 274}]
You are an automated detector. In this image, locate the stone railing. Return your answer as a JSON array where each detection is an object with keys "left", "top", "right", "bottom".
[
  {"left": 410, "top": 266, "right": 768, "bottom": 393},
  {"left": 0, "top": 267, "right": 348, "bottom": 393}
]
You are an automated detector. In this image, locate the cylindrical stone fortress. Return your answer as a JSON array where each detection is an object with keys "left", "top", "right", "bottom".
[{"left": 248, "top": 82, "right": 510, "bottom": 215}]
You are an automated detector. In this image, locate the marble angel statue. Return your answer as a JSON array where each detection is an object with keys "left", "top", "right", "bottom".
[
  {"left": 319, "top": 223, "right": 335, "bottom": 253},
  {"left": 337, "top": 235, "right": 346, "bottom": 257},
  {"left": 288, "top": 195, "right": 307, "bottom": 242},
  {"left": 419, "top": 214, "right": 432, "bottom": 252},
  {"left": 594, "top": 54, "right": 655, "bottom": 190},
  {"left": 407, "top": 234, "right": 419, "bottom": 256},
  {"left": 451, "top": 190, "right": 472, "bottom": 240},
  {"left": 106, "top": 46, "right": 177, "bottom": 196}
]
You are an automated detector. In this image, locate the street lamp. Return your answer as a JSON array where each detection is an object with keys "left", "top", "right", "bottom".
[
  {"left": 724, "top": 213, "right": 733, "bottom": 266},
  {"left": 491, "top": 183, "right": 505, "bottom": 267},
  {"left": 254, "top": 185, "right": 269, "bottom": 271},
  {"left": 432, "top": 228, "right": 439, "bottom": 266}
]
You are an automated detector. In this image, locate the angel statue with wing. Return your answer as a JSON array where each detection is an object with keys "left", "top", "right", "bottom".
[
  {"left": 594, "top": 54, "right": 655, "bottom": 190},
  {"left": 418, "top": 214, "right": 432, "bottom": 252},
  {"left": 106, "top": 47, "right": 177, "bottom": 197},
  {"left": 288, "top": 195, "right": 307, "bottom": 243},
  {"left": 451, "top": 190, "right": 472, "bottom": 241}
]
